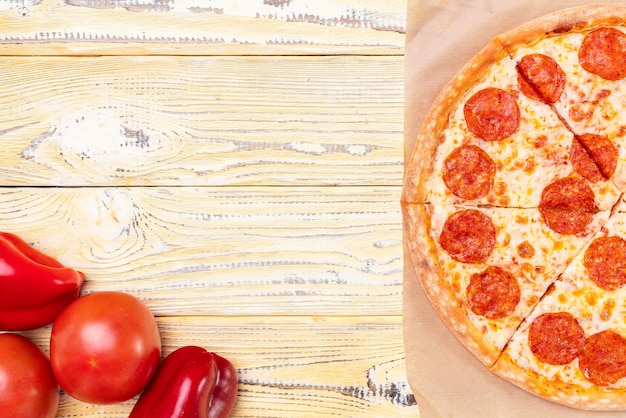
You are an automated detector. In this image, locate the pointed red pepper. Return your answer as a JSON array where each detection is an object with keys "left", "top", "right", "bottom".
[
  {"left": 0, "top": 231, "right": 85, "bottom": 331},
  {"left": 129, "top": 346, "right": 238, "bottom": 418}
]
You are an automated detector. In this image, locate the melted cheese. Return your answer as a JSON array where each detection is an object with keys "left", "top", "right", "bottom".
[
  {"left": 511, "top": 31, "right": 626, "bottom": 200},
  {"left": 501, "top": 199, "right": 626, "bottom": 390},
  {"left": 426, "top": 50, "right": 621, "bottom": 210},
  {"left": 428, "top": 204, "right": 610, "bottom": 353},
  {"left": 420, "top": 22, "right": 626, "bottom": 406}
]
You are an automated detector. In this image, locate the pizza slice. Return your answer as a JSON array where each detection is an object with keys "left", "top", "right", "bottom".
[
  {"left": 492, "top": 198, "right": 626, "bottom": 410},
  {"left": 403, "top": 202, "right": 611, "bottom": 366},
  {"left": 498, "top": 6, "right": 626, "bottom": 194},
  {"left": 402, "top": 36, "right": 620, "bottom": 211}
]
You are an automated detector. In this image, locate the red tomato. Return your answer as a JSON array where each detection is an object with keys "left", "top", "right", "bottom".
[
  {"left": 0, "top": 333, "right": 59, "bottom": 418},
  {"left": 50, "top": 291, "right": 161, "bottom": 404}
]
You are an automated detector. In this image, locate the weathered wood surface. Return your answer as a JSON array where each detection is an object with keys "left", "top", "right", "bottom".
[
  {"left": 0, "top": 0, "right": 406, "bottom": 55},
  {"left": 0, "top": 186, "right": 403, "bottom": 316},
  {"left": 0, "top": 0, "right": 414, "bottom": 416},
  {"left": 0, "top": 55, "right": 403, "bottom": 187}
]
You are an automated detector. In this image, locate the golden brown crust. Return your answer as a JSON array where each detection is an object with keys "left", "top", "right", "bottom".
[
  {"left": 496, "top": 3, "right": 626, "bottom": 53},
  {"left": 402, "top": 203, "right": 500, "bottom": 365},
  {"left": 492, "top": 351, "right": 626, "bottom": 411},
  {"left": 401, "top": 40, "right": 508, "bottom": 204}
]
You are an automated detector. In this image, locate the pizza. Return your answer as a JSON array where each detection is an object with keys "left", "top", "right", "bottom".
[{"left": 402, "top": 4, "right": 626, "bottom": 411}]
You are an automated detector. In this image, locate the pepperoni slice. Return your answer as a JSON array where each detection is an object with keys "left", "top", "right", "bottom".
[
  {"left": 466, "top": 266, "right": 520, "bottom": 319},
  {"left": 528, "top": 312, "right": 585, "bottom": 365},
  {"left": 570, "top": 134, "right": 618, "bottom": 183},
  {"left": 579, "top": 330, "right": 626, "bottom": 386},
  {"left": 538, "top": 177, "right": 596, "bottom": 235},
  {"left": 464, "top": 88, "right": 521, "bottom": 142},
  {"left": 439, "top": 209, "right": 496, "bottom": 264},
  {"left": 580, "top": 28, "right": 626, "bottom": 80},
  {"left": 517, "top": 54, "right": 566, "bottom": 104},
  {"left": 442, "top": 145, "right": 495, "bottom": 200},
  {"left": 583, "top": 236, "right": 626, "bottom": 291}
]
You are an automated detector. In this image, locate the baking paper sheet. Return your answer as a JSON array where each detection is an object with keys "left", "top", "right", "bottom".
[{"left": 403, "top": 1, "right": 626, "bottom": 417}]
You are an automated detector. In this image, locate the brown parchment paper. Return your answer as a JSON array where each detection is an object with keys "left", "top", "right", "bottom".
[{"left": 403, "top": 1, "right": 626, "bottom": 417}]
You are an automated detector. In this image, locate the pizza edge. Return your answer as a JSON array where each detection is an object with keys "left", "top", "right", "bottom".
[
  {"left": 400, "top": 39, "right": 508, "bottom": 205},
  {"left": 491, "top": 351, "right": 626, "bottom": 411},
  {"left": 402, "top": 203, "right": 501, "bottom": 366},
  {"left": 496, "top": 3, "right": 626, "bottom": 53}
]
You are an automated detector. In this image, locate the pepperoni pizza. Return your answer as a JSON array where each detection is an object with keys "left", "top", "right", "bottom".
[{"left": 403, "top": 4, "right": 626, "bottom": 411}]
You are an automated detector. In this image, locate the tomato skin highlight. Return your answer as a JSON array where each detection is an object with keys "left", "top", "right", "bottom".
[
  {"left": 50, "top": 291, "right": 161, "bottom": 404},
  {"left": 0, "top": 333, "right": 59, "bottom": 418}
]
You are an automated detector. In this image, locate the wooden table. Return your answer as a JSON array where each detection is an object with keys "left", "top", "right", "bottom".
[{"left": 0, "top": 1, "right": 414, "bottom": 416}]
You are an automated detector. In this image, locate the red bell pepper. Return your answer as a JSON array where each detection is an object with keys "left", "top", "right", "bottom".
[
  {"left": 129, "top": 346, "right": 238, "bottom": 418},
  {"left": 0, "top": 231, "right": 85, "bottom": 330}
]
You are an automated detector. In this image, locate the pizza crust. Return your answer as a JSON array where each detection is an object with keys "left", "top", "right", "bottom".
[
  {"left": 492, "top": 352, "right": 626, "bottom": 411},
  {"left": 402, "top": 204, "right": 501, "bottom": 365},
  {"left": 401, "top": 40, "right": 508, "bottom": 204},
  {"left": 496, "top": 3, "right": 626, "bottom": 53}
]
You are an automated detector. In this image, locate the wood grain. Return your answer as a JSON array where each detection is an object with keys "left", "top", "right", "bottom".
[
  {"left": 0, "top": 0, "right": 406, "bottom": 55},
  {"left": 0, "top": 55, "right": 403, "bottom": 187},
  {"left": 0, "top": 0, "right": 413, "bottom": 416},
  {"left": 22, "top": 316, "right": 417, "bottom": 417},
  {"left": 0, "top": 186, "right": 403, "bottom": 316}
]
